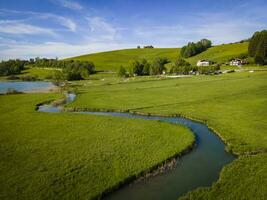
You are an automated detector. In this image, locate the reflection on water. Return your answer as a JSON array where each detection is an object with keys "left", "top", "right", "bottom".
[{"left": 0, "top": 81, "right": 54, "bottom": 93}]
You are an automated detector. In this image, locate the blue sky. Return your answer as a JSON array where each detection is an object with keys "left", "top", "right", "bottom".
[{"left": 0, "top": 0, "right": 267, "bottom": 60}]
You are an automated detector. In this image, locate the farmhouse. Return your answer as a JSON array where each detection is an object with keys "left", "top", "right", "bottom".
[
  {"left": 230, "top": 59, "right": 245, "bottom": 66},
  {"left": 197, "top": 60, "right": 212, "bottom": 67}
]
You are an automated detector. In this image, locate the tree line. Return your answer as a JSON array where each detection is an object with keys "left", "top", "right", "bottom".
[
  {"left": 180, "top": 39, "right": 212, "bottom": 58},
  {"left": 118, "top": 57, "right": 169, "bottom": 77},
  {"left": 0, "top": 59, "right": 28, "bottom": 76},
  {"left": 248, "top": 30, "right": 267, "bottom": 65},
  {"left": 0, "top": 58, "right": 95, "bottom": 81},
  {"left": 118, "top": 56, "right": 220, "bottom": 77}
]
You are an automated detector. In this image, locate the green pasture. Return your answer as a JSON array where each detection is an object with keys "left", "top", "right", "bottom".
[
  {"left": 0, "top": 93, "right": 193, "bottom": 199},
  {"left": 68, "top": 71, "right": 267, "bottom": 199}
]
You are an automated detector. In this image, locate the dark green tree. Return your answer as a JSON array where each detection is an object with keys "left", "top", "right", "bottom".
[{"left": 118, "top": 66, "right": 128, "bottom": 77}]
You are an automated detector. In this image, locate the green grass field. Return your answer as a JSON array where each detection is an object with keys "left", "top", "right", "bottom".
[
  {"left": 67, "top": 42, "right": 248, "bottom": 72},
  {"left": 68, "top": 71, "right": 267, "bottom": 199},
  {"left": 0, "top": 93, "right": 193, "bottom": 199},
  {"left": 67, "top": 48, "right": 180, "bottom": 71},
  {"left": 20, "top": 67, "right": 60, "bottom": 80},
  {"left": 186, "top": 42, "right": 249, "bottom": 65}
]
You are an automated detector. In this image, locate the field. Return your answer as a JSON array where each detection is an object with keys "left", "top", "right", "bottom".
[
  {"left": 67, "top": 48, "right": 180, "bottom": 71},
  {"left": 68, "top": 42, "right": 248, "bottom": 72},
  {"left": 20, "top": 67, "right": 60, "bottom": 80},
  {"left": 0, "top": 93, "right": 194, "bottom": 199},
  {"left": 186, "top": 42, "right": 249, "bottom": 65},
  {"left": 67, "top": 71, "right": 267, "bottom": 199},
  {"left": 1, "top": 41, "right": 267, "bottom": 199}
]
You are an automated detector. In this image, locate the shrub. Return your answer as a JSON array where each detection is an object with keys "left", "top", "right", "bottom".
[
  {"left": 150, "top": 57, "right": 169, "bottom": 75},
  {"left": 118, "top": 66, "right": 128, "bottom": 77},
  {"left": 20, "top": 75, "right": 38, "bottom": 81},
  {"left": 198, "top": 65, "right": 220, "bottom": 75},
  {"left": 6, "top": 88, "right": 22, "bottom": 94}
]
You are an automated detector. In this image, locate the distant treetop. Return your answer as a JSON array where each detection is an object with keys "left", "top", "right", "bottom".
[{"left": 180, "top": 39, "right": 212, "bottom": 58}]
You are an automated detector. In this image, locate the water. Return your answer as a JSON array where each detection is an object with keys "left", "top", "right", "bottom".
[
  {"left": 38, "top": 94, "right": 235, "bottom": 200},
  {"left": 0, "top": 81, "right": 54, "bottom": 94}
]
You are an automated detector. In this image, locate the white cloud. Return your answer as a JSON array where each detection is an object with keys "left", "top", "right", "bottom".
[
  {"left": 0, "top": 41, "right": 134, "bottom": 60},
  {"left": 87, "top": 17, "right": 117, "bottom": 41},
  {"left": 0, "top": 20, "right": 57, "bottom": 36},
  {"left": 0, "top": 9, "right": 77, "bottom": 32},
  {"left": 53, "top": 0, "right": 83, "bottom": 10}
]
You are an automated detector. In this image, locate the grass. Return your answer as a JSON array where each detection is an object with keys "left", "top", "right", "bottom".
[
  {"left": 67, "top": 48, "right": 180, "bottom": 71},
  {"left": 67, "top": 71, "right": 267, "bottom": 199},
  {"left": 20, "top": 67, "right": 59, "bottom": 80},
  {"left": 186, "top": 42, "right": 249, "bottom": 65},
  {"left": 67, "top": 43, "right": 248, "bottom": 72},
  {"left": 0, "top": 93, "right": 194, "bottom": 199}
]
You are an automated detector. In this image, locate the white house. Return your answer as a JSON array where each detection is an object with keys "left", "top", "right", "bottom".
[
  {"left": 197, "top": 60, "right": 211, "bottom": 67},
  {"left": 230, "top": 59, "right": 244, "bottom": 66}
]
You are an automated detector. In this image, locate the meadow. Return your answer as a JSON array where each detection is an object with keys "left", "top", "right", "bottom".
[
  {"left": 1, "top": 41, "right": 266, "bottom": 199},
  {"left": 67, "top": 71, "right": 267, "bottom": 199},
  {"left": 68, "top": 42, "right": 248, "bottom": 71},
  {"left": 0, "top": 93, "right": 194, "bottom": 199}
]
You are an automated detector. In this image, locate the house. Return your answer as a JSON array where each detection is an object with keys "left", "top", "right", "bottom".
[
  {"left": 229, "top": 59, "right": 246, "bottom": 66},
  {"left": 197, "top": 60, "right": 212, "bottom": 67},
  {"left": 230, "top": 59, "right": 242, "bottom": 66}
]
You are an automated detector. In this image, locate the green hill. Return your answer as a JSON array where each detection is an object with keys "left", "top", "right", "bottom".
[
  {"left": 187, "top": 42, "right": 249, "bottom": 65},
  {"left": 67, "top": 48, "right": 180, "bottom": 71},
  {"left": 67, "top": 42, "right": 249, "bottom": 72}
]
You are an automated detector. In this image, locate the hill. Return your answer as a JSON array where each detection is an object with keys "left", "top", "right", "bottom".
[
  {"left": 186, "top": 42, "right": 249, "bottom": 65},
  {"left": 67, "top": 42, "right": 249, "bottom": 72},
  {"left": 67, "top": 48, "right": 180, "bottom": 71}
]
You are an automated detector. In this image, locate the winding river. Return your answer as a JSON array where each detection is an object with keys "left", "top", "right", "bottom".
[{"left": 38, "top": 93, "right": 235, "bottom": 200}]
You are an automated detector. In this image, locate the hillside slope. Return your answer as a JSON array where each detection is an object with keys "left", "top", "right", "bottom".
[
  {"left": 67, "top": 48, "right": 180, "bottom": 71},
  {"left": 186, "top": 42, "right": 249, "bottom": 65},
  {"left": 67, "top": 42, "right": 248, "bottom": 72}
]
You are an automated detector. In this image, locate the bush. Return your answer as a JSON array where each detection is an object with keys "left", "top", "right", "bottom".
[
  {"left": 150, "top": 57, "right": 169, "bottom": 75},
  {"left": 118, "top": 66, "right": 128, "bottom": 77},
  {"left": 20, "top": 75, "right": 38, "bottom": 81},
  {"left": 198, "top": 65, "right": 220, "bottom": 75},
  {"left": 130, "top": 59, "right": 151, "bottom": 76},
  {"left": 6, "top": 75, "right": 20, "bottom": 80},
  {"left": 6, "top": 88, "right": 22, "bottom": 94}
]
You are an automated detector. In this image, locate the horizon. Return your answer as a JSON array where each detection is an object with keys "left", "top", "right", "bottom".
[{"left": 0, "top": 0, "right": 267, "bottom": 60}]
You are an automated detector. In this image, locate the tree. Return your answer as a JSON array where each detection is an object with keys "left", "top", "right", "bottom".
[
  {"left": 248, "top": 30, "right": 267, "bottom": 64},
  {"left": 180, "top": 39, "right": 212, "bottom": 58},
  {"left": 150, "top": 57, "right": 169, "bottom": 75},
  {"left": 52, "top": 70, "right": 65, "bottom": 86},
  {"left": 118, "top": 66, "right": 127, "bottom": 77},
  {"left": 142, "top": 59, "right": 151, "bottom": 75},
  {"left": 131, "top": 60, "right": 143, "bottom": 76},
  {"left": 0, "top": 59, "right": 26, "bottom": 76},
  {"left": 170, "top": 57, "right": 193, "bottom": 74}
]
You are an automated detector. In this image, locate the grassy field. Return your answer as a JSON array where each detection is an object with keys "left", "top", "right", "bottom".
[
  {"left": 67, "top": 48, "right": 180, "bottom": 71},
  {"left": 187, "top": 42, "right": 249, "bottom": 65},
  {"left": 0, "top": 93, "right": 194, "bottom": 199},
  {"left": 67, "top": 71, "right": 267, "bottom": 199},
  {"left": 20, "top": 67, "right": 60, "bottom": 80},
  {"left": 67, "top": 42, "right": 248, "bottom": 71}
]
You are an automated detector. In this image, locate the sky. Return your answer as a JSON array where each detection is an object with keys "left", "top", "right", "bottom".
[{"left": 0, "top": 0, "right": 267, "bottom": 60}]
